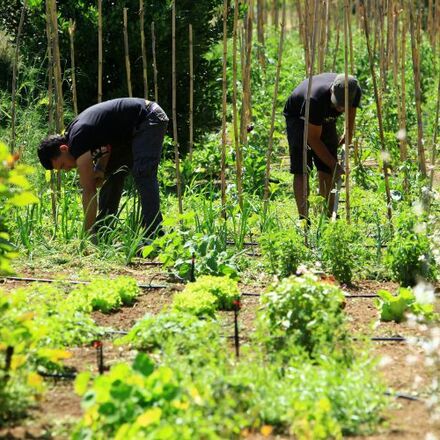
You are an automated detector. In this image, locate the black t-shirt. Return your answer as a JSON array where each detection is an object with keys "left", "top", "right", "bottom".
[
  {"left": 283, "top": 73, "right": 361, "bottom": 125},
  {"left": 66, "top": 98, "right": 147, "bottom": 159}
]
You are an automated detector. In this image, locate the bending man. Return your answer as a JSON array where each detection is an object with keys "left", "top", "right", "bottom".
[
  {"left": 38, "top": 97, "right": 169, "bottom": 238},
  {"left": 284, "top": 73, "right": 362, "bottom": 220}
]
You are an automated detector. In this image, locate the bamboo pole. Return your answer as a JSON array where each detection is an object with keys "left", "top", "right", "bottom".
[
  {"left": 188, "top": 24, "right": 194, "bottom": 159},
  {"left": 240, "top": 0, "right": 254, "bottom": 145},
  {"left": 151, "top": 21, "right": 158, "bottom": 102},
  {"left": 408, "top": 0, "right": 427, "bottom": 177},
  {"left": 318, "top": 0, "right": 326, "bottom": 73},
  {"left": 10, "top": 1, "right": 26, "bottom": 153},
  {"left": 296, "top": 0, "right": 309, "bottom": 72},
  {"left": 172, "top": 1, "right": 183, "bottom": 214},
  {"left": 98, "top": 0, "right": 102, "bottom": 102},
  {"left": 360, "top": 1, "right": 393, "bottom": 223},
  {"left": 347, "top": 0, "right": 354, "bottom": 73},
  {"left": 232, "top": 0, "right": 243, "bottom": 210},
  {"left": 140, "top": 0, "right": 148, "bottom": 99},
  {"left": 257, "top": 0, "right": 266, "bottom": 70},
  {"left": 45, "top": 1, "right": 56, "bottom": 226},
  {"left": 343, "top": 0, "right": 350, "bottom": 222},
  {"left": 123, "top": 8, "right": 133, "bottom": 97},
  {"left": 331, "top": 3, "right": 340, "bottom": 71},
  {"left": 399, "top": 5, "right": 408, "bottom": 193},
  {"left": 220, "top": 0, "right": 229, "bottom": 218},
  {"left": 429, "top": 69, "right": 440, "bottom": 191},
  {"left": 263, "top": 0, "right": 286, "bottom": 204},
  {"left": 68, "top": 20, "right": 78, "bottom": 116},
  {"left": 301, "top": 0, "right": 321, "bottom": 226}
]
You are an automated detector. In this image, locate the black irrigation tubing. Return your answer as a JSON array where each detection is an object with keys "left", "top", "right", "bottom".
[
  {"left": 1, "top": 276, "right": 169, "bottom": 290},
  {"left": 385, "top": 391, "right": 421, "bottom": 402}
]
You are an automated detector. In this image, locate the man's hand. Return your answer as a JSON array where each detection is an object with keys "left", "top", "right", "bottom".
[{"left": 333, "top": 162, "right": 345, "bottom": 179}]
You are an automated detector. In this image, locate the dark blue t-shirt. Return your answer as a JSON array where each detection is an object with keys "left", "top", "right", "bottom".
[
  {"left": 283, "top": 73, "right": 361, "bottom": 125},
  {"left": 66, "top": 98, "right": 148, "bottom": 159}
]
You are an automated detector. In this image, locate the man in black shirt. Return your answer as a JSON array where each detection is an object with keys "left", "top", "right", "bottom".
[
  {"left": 37, "top": 98, "right": 169, "bottom": 238},
  {"left": 284, "top": 73, "right": 362, "bottom": 220}
]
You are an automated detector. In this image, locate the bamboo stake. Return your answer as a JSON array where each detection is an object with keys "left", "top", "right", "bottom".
[
  {"left": 263, "top": 0, "right": 286, "bottom": 204},
  {"left": 360, "top": 1, "right": 392, "bottom": 223},
  {"left": 45, "top": 1, "right": 56, "bottom": 226},
  {"left": 347, "top": 0, "right": 354, "bottom": 73},
  {"left": 123, "top": 8, "right": 133, "bottom": 97},
  {"left": 399, "top": 5, "right": 408, "bottom": 189},
  {"left": 151, "top": 22, "right": 158, "bottom": 102},
  {"left": 48, "top": 0, "right": 64, "bottom": 133},
  {"left": 257, "top": 0, "right": 266, "bottom": 70},
  {"left": 189, "top": 24, "right": 194, "bottom": 159},
  {"left": 232, "top": 0, "right": 243, "bottom": 210},
  {"left": 11, "top": 1, "right": 26, "bottom": 153},
  {"left": 302, "top": 0, "right": 321, "bottom": 225},
  {"left": 220, "top": 0, "right": 228, "bottom": 218},
  {"left": 408, "top": 0, "right": 427, "bottom": 177},
  {"left": 68, "top": 20, "right": 78, "bottom": 116},
  {"left": 296, "top": 0, "right": 309, "bottom": 72},
  {"left": 318, "top": 0, "right": 326, "bottom": 73},
  {"left": 343, "top": 0, "right": 350, "bottom": 222},
  {"left": 139, "top": 0, "right": 148, "bottom": 99},
  {"left": 429, "top": 68, "right": 440, "bottom": 192},
  {"left": 332, "top": 3, "right": 340, "bottom": 71},
  {"left": 172, "top": 1, "right": 183, "bottom": 214},
  {"left": 240, "top": 0, "right": 254, "bottom": 145},
  {"left": 98, "top": 0, "right": 102, "bottom": 102}
]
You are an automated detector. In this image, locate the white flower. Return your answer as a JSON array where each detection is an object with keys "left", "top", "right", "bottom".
[
  {"left": 396, "top": 128, "right": 407, "bottom": 140},
  {"left": 413, "top": 283, "right": 435, "bottom": 305},
  {"left": 425, "top": 433, "right": 438, "bottom": 440},
  {"left": 412, "top": 200, "right": 424, "bottom": 216}
]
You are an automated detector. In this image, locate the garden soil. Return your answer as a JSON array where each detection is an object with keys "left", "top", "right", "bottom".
[{"left": 0, "top": 268, "right": 439, "bottom": 439}]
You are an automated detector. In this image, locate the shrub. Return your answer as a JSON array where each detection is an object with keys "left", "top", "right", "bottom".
[
  {"left": 115, "top": 311, "right": 222, "bottom": 355},
  {"left": 320, "top": 220, "right": 356, "bottom": 284},
  {"left": 385, "top": 209, "right": 437, "bottom": 286},
  {"left": 259, "top": 228, "right": 310, "bottom": 278},
  {"left": 258, "top": 275, "right": 349, "bottom": 359}
]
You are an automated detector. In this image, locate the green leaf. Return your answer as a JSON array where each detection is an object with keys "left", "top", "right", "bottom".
[
  {"left": 132, "top": 353, "right": 154, "bottom": 377},
  {"left": 74, "top": 372, "right": 91, "bottom": 396}
]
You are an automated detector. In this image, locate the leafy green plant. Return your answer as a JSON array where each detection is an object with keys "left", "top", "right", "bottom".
[
  {"left": 0, "top": 141, "right": 38, "bottom": 274},
  {"left": 115, "top": 311, "right": 222, "bottom": 356},
  {"left": 69, "top": 276, "right": 139, "bottom": 314},
  {"left": 182, "top": 275, "right": 240, "bottom": 310},
  {"left": 375, "top": 287, "right": 437, "bottom": 323},
  {"left": 259, "top": 228, "right": 310, "bottom": 278},
  {"left": 258, "top": 275, "right": 350, "bottom": 359},
  {"left": 73, "top": 353, "right": 206, "bottom": 440},
  {"left": 385, "top": 211, "right": 437, "bottom": 286},
  {"left": 172, "top": 289, "right": 218, "bottom": 317},
  {"left": 320, "top": 220, "right": 357, "bottom": 284}
]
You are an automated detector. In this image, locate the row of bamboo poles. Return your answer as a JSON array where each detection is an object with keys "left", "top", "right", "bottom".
[{"left": 10, "top": 0, "right": 440, "bottom": 228}]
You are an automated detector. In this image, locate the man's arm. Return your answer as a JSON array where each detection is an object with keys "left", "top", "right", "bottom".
[
  {"left": 339, "top": 106, "right": 357, "bottom": 146},
  {"left": 307, "top": 123, "right": 339, "bottom": 169},
  {"left": 76, "top": 151, "right": 98, "bottom": 232}
]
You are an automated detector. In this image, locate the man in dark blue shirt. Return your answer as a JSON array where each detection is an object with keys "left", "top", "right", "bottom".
[
  {"left": 284, "top": 73, "right": 362, "bottom": 220},
  {"left": 37, "top": 98, "right": 169, "bottom": 238}
]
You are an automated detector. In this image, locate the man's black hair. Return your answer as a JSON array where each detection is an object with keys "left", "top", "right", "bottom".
[{"left": 37, "top": 134, "right": 67, "bottom": 170}]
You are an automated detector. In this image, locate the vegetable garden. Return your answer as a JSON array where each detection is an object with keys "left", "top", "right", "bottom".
[{"left": 0, "top": 0, "right": 439, "bottom": 438}]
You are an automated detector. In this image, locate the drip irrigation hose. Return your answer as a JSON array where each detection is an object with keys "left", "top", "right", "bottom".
[{"left": 1, "top": 276, "right": 169, "bottom": 290}]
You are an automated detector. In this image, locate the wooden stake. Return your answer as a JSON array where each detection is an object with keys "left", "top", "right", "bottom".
[
  {"left": 232, "top": 0, "right": 243, "bottom": 210},
  {"left": 332, "top": 3, "right": 340, "bottom": 71},
  {"left": 123, "top": 8, "right": 133, "bottom": 97},
  {"left": 45, "top": 4, "right": 54, "bottom": 134},
  {"left": 189, "top": 24, "right": 194, "bottom": 159},
  {"left": 151, "top": 21, "right": 159, "bottom": 102},
  {"left": 220, "top": 0, "right": 229, "bottom": 218},
  {"left": 263, "top": 0, "right": 286, "bottom": 204},
  {"left": 343, "top": 0, "right": 350, "bottom": 222},
  {"left": 429, "top": 59, "right": 440, "bottom": 191},
  {"left": 302, "top": 0, "right": 321, "bottom": 225},
  {"left": 257, "top": 0, "right": 266, "bottom": 70},
  {"left": 98, "top": 0, "right": 103, "bottom": 102},
  {"left": 68, "top": 20, "right": 78, "bottom": 115},
  {"left": 172, "top": 1, "right": 183, "bottom": 214},
  {"left": 408, "top": 0, "right": 427, "bottom": 177},
  {"left": 11, "top": 1, "right": 26, "bottom": 153},
  {"left": 139, "top": 0, "right": 148, "bottom": 99},
  {"left": 360, "top": 1, "right": 392, "bottom": 223}
]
